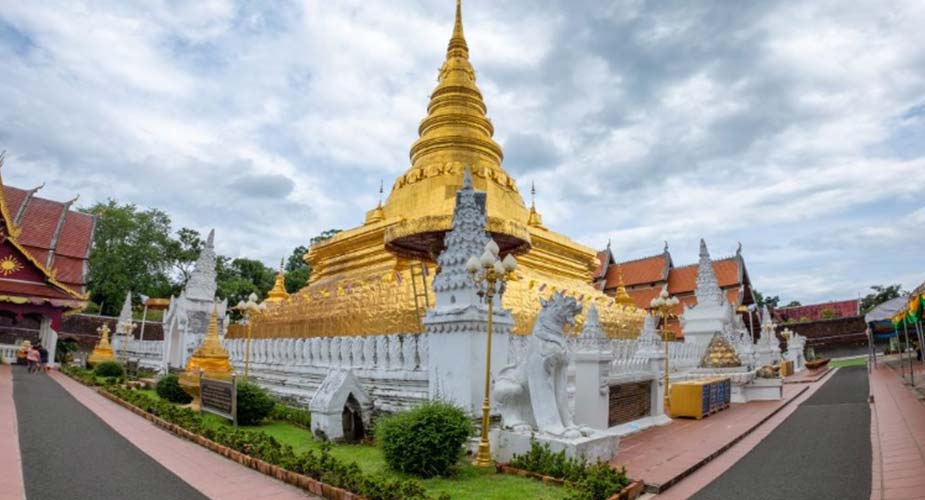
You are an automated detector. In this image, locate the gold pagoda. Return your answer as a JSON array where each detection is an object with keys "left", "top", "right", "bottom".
[
  {"left": 180, "top": 306, "right": 234, "bottom": 411},
  {"left": 246, "top": 1, "right": 645, "bottom": 339}
]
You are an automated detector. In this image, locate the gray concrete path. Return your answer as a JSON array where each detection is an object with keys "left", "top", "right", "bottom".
[
  {"left": 691, "top": 366, "right": 871, "bottom": 500},
  {"left": 12, "top": 367, "right": 206, "bottom": 500}
]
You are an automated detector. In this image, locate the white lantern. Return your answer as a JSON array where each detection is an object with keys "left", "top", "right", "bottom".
[
  {"left": 502, "top": 254, "right": 517, "bottom": 272},
  {"left": 485, "top": 239, "right": 500, "bottom": 257},
  {"left": 466, "top": 256, "right": 481, "bottom": 273},
  {"left": 480, "top": 250, "right": 496, "bottom": 268}
]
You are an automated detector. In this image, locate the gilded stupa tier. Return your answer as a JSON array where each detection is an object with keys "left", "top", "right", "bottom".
[
  {"left": 700, "top": 333, "right": 742, "bottom": 369},
  {"left": 241, "top": 1, "right": 645, "bottom": 340}
]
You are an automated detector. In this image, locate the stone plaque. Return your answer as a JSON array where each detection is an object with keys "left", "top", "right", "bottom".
[
  {"left": 200, "top": 374, "right": 236, "bottom": 425},
  {"left": 608, "top": 381, "right": 651, "bottom": 427}
]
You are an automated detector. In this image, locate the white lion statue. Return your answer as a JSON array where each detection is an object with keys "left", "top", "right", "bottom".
[{"left": 493, "top": 292, "right": 591, "bottom": 439}]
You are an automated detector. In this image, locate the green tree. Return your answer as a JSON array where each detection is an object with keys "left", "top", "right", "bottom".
[
  {"left": 784, "top": 300, "right": 802, "bottom": 307},
  {"left": 281, "top": 230, "right": 341, "bottom": 293},
  {"left": 861, "top": 284, "right": 905, "bottom": 313},
  {"left": 215, "top": 256, "right": 275, "bottom": 305},
  {"left": 83, "top": 200, "right": 176, "bottom": 315},
  {"left": 169, "top": 227, "right": 204, "bottom": 286},
  {"left": 753, "top": 291, "right": 780, "bottom": 309},
  {"left": 309, "top": 228, "right": 341, "bottom": 247}
]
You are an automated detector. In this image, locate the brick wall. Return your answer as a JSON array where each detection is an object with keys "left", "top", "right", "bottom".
[{"left": 608, "top": 381, "right": 652, "bottom": 427}]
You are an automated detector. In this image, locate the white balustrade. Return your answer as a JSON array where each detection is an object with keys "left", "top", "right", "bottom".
[
  {"left": 0, "top": 343, "right": 18, "bottom": 363},
  {"left": 223, "top": 334, "right": 428, "bottom": 374}
]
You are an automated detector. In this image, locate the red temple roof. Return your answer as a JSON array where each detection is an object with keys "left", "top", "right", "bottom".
[
  {"left": 1, "top": 184, "right": 95, "bottom": 294},
  {"left": 775, "top": 299, "right": 860, "bottom": 322}
]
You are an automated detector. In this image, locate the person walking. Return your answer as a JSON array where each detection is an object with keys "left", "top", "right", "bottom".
[
  {"left": 26, "top": 345, "right": 40, "bottom": 374},
  {"left": 38, "top": 344, "right": 49, "bottom": 373}
]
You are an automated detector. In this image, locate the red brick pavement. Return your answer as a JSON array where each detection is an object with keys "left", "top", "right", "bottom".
[
  {"left": 0, "top": 365, "right": 25, "bottom": 500},
  {"left": 50, "top": 370, "right": 315, "bottom": 499},
  {"left": 653, "top": 368, "right": 838, "bottom": 499},
  {"left": 613, "top": 381, "right": 817, "bottom": 493},
  {"left": 870, "top": 363, "right": 925, "bottom": 500}
]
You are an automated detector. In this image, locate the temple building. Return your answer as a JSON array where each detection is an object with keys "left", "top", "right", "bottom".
[
  {"left": 243, "top": 1, "right": 645, "bottom": 341},
  {"left": 0, "top": 156, "right": 96, "bottom": 363},
  {"left": 594, "top": 242, "right": 756, "bottom": 338}
]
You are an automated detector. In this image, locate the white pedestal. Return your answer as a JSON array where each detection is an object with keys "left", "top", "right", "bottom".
[
  {"left": 491, "top": 428, "right": 620, "bottom": 464},
  {"left": 572, "top": 351, "right": 611, "bottom": 430},
  {"left": 743, "top": 377, "right": 783, "bottom": 401}
]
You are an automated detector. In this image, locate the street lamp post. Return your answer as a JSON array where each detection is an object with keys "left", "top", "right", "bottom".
[
  {"left": 232, "top": 293, "right": 266, "bottom": 381},
  {"left": 466, "top": 239, "right": 517, "bottom": 468},
  {"left": 649, "top": 288, "right": 679, "bottom": 415}
]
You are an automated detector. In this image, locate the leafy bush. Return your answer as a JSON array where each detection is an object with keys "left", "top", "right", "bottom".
[
  {"left": 270, "top": 403, "right": 311, "bottom": 428},
  {"left": 509, "top": 440, "right": 587, "bottom": 482},
  {"left": 510, "top": 439, "right": 630, "bottom": 500},
  {"left": 565, "top": 462, "right": 630, "bottom": 500},
  {"left": 156, "top": 374, "right": 193, "bottom": 404},
  {"left": 104, "top": 387, "right": 443, "bottom": 500},
  {"left": 94, "top": 361, "right": 124, "bottom": 378},
  {"left": 376, "top": 401, "right": 471, "bottom": 478},
  {"left": 236, "top": 382, "right": 275, "bottom": 426},
  {"left": 61, "top": 365, "right": 98, "bottom": 385}
]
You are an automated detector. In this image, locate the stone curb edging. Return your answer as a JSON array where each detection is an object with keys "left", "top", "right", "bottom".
[
  {"left": 97, "top": 390, "right": 364, "bottom": 500},
  {"left": 55, "top": 371, "right": 361, "bottom": 500},
  {"left": 495, "top": 464, "right": 645, "bottom": 500},
  {"left": 649, "top": 384, "right": 812, "bottom": 494},
  {"left": 783, "top": 367, "right": 832, "bottom": 384}
]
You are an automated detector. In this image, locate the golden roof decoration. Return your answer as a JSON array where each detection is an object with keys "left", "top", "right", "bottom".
[
  {"left": 613, "top": 264, "right": 634, "bottom": 306},
  {"left": 700, "top": 332, "right": 742, "bottom": 368},
  {"left": 88, "top": 323, "right": 115, "bottom": 366},
  {"left": 264, "top": 258, "right": 290, "bottom": 304},
  {"left": 184, "top": 305, "right": 232, "bottom": 376}
]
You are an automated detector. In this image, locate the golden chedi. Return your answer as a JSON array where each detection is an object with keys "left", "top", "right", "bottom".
[
  {"left": 700, "top": 332, "right": 742, "bottom": 369},
  {"left": 244, "top": 1, "right": 645, "bottom": 341},
  {"left": 180, "top": 306, "right": 234, "bottom": 411},
  {"left": 88, "top": 323, "right": 116, "bottom": 367}
]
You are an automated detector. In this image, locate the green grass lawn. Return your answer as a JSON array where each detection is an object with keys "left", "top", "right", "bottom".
[
  {"left": 829, "top": 357, "right": 868, "bottom": 368},
  {"left": 134, "top": 389, "right": 562, "bottom": 499}
]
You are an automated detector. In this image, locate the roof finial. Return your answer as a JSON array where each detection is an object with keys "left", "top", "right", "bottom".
[
  {"left": 378, "top": 178, "right": 384, "bottom": 206},
  {"left": 736, "top": 241, "right": 742, "bottom": 256},
  {"left": 279, "top": 257, "right": 285, "bottom": 273},
  {"left": 606, "top": 238, "right": 611, "bottom": 250},
  {"left": 663, "top": 240, "right": 669, "bottom": 253},
  {"left": 447, "top": 0, "right": 468, "bottom": 59},
  {"left": 530, "top": 180, "right": 536, "bottom": 209}
]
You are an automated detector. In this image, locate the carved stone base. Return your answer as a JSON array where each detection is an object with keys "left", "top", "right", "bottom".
[
  {"left": 490, "top": 428, "right": 620, "bottom": 464},
  {"left": 742, "top": 377, "right": 783, "bottom": 401}
]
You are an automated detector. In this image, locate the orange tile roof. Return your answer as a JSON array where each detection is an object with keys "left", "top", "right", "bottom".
[
  {"left": 667, "top": 258, "right": 740, "bottom": 294},
  {"left": 607, "top": 254, "right": 666, "bottom": 288},
  {"left": 2, "top": 185, "right": 95, "bottom": 292}
]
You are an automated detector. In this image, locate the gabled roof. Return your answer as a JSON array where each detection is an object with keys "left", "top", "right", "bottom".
[
  {"left": 604, "top": 252, "right": 670, "bottom": 288},
  {"left": 667, "top": 257, "right": 741, "bottom": 294},
  {"left": 0, "top": 158, "right": 95, "bottom": 303}
]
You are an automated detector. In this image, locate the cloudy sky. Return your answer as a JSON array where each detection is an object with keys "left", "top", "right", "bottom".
[{"left": 1, "top": 0, "right": 923, "bottom": 304}]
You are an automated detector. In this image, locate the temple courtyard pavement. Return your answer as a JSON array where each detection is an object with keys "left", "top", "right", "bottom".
[{"left": 0, "top": 360, "right": 923, "bottom": 499}]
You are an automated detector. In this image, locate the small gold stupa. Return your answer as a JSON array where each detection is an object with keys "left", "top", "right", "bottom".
[
  {"left": 88, "top": 323, "right": 116, "bottom": 367},
  {"left": 242, "top": 1, "right": 645, "bottom": 341},
  {"left": 263, "top": 259, "right": 289, "bottom": 305},
  {"left": 700, "top": 333, "right": 742, "bottom": 368},
  {"left": 180, "top": 306, "right": 234, "bottom": 410}
]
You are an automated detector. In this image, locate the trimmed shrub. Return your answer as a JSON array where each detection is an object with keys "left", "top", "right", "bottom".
[
  {"left": 156, "top": 374, "right": 193, "bottom": 404},
  {"left": 94, "top": 361, "right": 124, "bottom": 378},
  {"left": 270, "top": 403, "right": 311, "bottom": 428},
  {"left": 376, "top": 401, "right": 471, "bottom": 478},
  {"left": 510, "top": 439, "right": 630, "bottom": 500},
  {"left": 236, "top": 382, "right": 275, "bottom": 426}
]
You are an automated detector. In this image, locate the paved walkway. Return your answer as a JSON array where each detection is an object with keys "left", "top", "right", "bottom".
[
  {"left": 614, "top": 383, "right": 810, "bottom": 492},
  {"left": 49, "top": 370, "right": 313, "bottom": 499},
  {"left": 690, "top": 366, "right": 871, "bottom": 500},
  {"left": 13, "top": 366, "right": 206, "bottom": 500},
  {"left": 870, "top": 362, "right": 925, "bottom": 500},
  {"left": 0, "top": 366, "right": 25, "bottom": 500}
]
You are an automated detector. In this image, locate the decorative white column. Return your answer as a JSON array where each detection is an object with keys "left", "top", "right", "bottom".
[
  {"left": 424, "top": 168, "right": 513, "bottom": 416},
  {"left": 572, "top": 307, "right": 611, "bottom": 430}
]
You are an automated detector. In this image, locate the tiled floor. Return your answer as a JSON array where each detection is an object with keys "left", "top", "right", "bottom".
[
  {"left": 654, "top": 368, "right": 838, "bottom": 499},
  {"left": 612, "top": 381, "right": 816, "bottom": 493},
  {"left": 0, "top": 366, "right": 25, "bottom": 500},
  {"left": 50, "top": 371, "right": 315, "bottom": 500},
  {"left": 870, "top": 363, "right": 925, "bottom": 500}
]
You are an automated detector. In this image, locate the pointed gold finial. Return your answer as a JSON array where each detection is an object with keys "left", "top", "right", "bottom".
[
  {"left": 88, "top": 322, "right": 115, "bottom": 366},
  {"left": 448, "top": 0, "right": 468, "bottom": 59},
  {"left": 527, "top": 180, "right": 545, "bottom": 228},
  {"left": 614, "top": 264, "right": 634, "bottom": 306},
  {"left": 266, "top": 258, "right": 290, "bottom": 303}
]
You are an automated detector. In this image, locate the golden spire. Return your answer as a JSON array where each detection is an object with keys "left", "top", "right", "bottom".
[
  {"left": 381, "top": 0, "right": 531, "bottom": 259},
  {"left": 614, "top": 264, "right": 634, "bottom": 306},
  {"left": 527, "top": 180, "right": 545, "bottom": 228},
  {"left": 265, "top": 258, "right": 290, "bottom": 303},
  {"left": 185, "top": 305, "right": 232, "bottom": 372}
]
